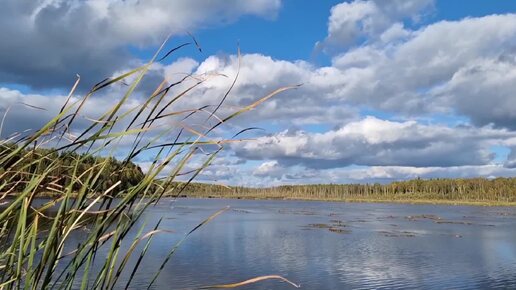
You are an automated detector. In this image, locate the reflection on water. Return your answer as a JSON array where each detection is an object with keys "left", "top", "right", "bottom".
[{"left": 60, "top": 199, "right": 516, "bottom": 289}]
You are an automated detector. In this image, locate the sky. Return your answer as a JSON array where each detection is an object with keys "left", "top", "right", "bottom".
[{"left": 1, "top": 0, "right": 516, "bottom": 186}]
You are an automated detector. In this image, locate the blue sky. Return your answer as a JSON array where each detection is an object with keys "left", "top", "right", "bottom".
[
  {"left": 1, "top": 0, "right": 516, "bottom": 186},
  {"left": 143, "top": 1, "right": 516, "bottom": 65},
  {"left": 128, "top": 0, "right": 516, "bottom": 69}
]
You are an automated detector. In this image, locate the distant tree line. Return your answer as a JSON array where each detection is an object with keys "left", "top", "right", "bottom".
[
  {"left": 180, "top": 177, "right": 516, "bottom": 203},
  {"left": 0, "top": 143, "right": 145, "bottom": 195}
]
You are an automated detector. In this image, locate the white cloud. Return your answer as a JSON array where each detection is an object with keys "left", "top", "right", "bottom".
[
  {"left": 328, "top": 13, "right": 516, "bottom": 128},
  {"left": 162, "top": 53, "right": 358, "bottom": 126},
  {"left": 233, "top": 117, "right": 516, "bottom": 168},
  {"left": 339, "top": 165, "right": 516, "bottom": 182},
  {"left": 505, "top": 147, "right": 516, "bottom": 169},
  {"left": 0, "top": 88, "right": 74, "bottom": 138},
  {"left": 253, "top": 160, "right": 284, "bottom": 178},
  {"left": 154, "top": 13, "right": 516, "bottom": 130},
  {"left": 318, "top": 0, "right": 433, "bottom": 50},
  {"left": 194, "top": 162, "right": 516, "bottom": 186},
  {"left": 0, "top": 85, "right": 189, "bottom": 144},
  {"left": 0, "top": 0, "right": 281, "bottom": 89},
  {"left": 433, "top": 55, "right": 516, "bottom": 129}
]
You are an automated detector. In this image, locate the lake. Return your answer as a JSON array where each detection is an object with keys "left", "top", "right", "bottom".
[{"left": 63, "top": 198, "right": 516, "bottom": 289}]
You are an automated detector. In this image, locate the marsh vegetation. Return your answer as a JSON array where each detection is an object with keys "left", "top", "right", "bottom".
[{"left": 0, "top": 40, "right": 298, "bottom": 289}]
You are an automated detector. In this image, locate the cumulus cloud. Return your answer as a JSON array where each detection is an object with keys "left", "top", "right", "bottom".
[
  {"left": 5, "top": 2, "right": 516, "bottom": 130},
  {"left": 0, "top": 88, "right": 76, "bottom": 138},
  {"left": 154, "top": 13, "right": 516, "bottom": 130},
  {"left": 318, "top": 0, "right": 434, "bottom": 50},
  {"left": 329, "top": 13, "right": 516, "bottom": 128},
  {"left": 505, "top": 147, "right": 516, "bottom": 169},
  {"left": 434, "top": 55, "right": 516, "bottom": 129},
  {"left": 0, "top": 0, "right": 281, "bottom": 89},
  {"left": 264, "top": 163, "right": 516, "bottom": 185},
  {"left": 285, "top": 164, "right": 516, "bottom": 184},
  {"left": 160, "top": 53, "right": 358, "bottom": 126},
  {"left": 233, "top": 117, "right": 516, "bottom": 169},
  {"left": 341, "top": 165, "right": 516, "bottom": 181},
  {"left": 198, "top": 162, "right": 516, "bottom": 186},
  {"left": 0, "top": 86, "right": 150, "bottom": 142},
  {"left": 0, "top": 83, "right": 208, "bottom": 146},
  {"left": 253, "top": 160, "right": 284, "bottom": 178}
]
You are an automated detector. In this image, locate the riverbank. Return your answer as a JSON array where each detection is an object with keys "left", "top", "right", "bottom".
[{"left": 180, "top": 194, "right": 516, "bottom": 207}]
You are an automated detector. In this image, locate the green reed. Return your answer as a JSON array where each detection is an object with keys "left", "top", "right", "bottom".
[{"left": 0, "top": 39, "right": 297, "bottom": 289}]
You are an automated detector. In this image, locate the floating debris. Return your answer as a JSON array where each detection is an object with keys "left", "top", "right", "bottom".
[
  {"left": 378, "top": 230, "right": 417, "bottom": 238},
  {"left": 328, "top": 227, "right": 351, "bottom": 234},
  {"left": 329, "top": 219, "right": 347, "bottom": 226},
  {"left": 405, "top": 214, "right": 442, "bottom": 221},
  {"left": 304, "top": 223, "right": 332, "bottom": 229},
  {"left": 278, "top": 209, "right": 318, "bottom": 216},
  {"left": 301, "top": 220, "right": 351, "bottom": 234},
  {"left": 435, "top": 220, "right": 473, "bottom": 225}
]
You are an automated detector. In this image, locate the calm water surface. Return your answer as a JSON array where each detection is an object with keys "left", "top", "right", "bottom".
[{"left": 67, "top": 198, "right": 516, "bottom": 289}]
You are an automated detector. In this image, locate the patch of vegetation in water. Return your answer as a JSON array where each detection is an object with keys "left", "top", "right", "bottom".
[
  {"left": 378, "top": 230, "right": 417, "bottom": 238},
  {"left": 301, "top": 220, "right": 351, "bottom": 234}
]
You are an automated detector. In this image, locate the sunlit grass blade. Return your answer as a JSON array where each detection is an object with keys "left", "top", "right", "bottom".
[{"left": 199, "top": 275, "right": 301, "bottom": 289}]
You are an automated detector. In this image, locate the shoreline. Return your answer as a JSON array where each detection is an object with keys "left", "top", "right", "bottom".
[
  {"left": 7, "top": 192, "right": 516, "bottom": 207},
  {"left": 181, "top": 195, "right": 516, "bottom": 207}
]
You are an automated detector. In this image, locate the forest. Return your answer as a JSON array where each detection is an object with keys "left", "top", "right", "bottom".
[
  {"left": 180, "top": 177, "right": 516, "bottom": 204},
  {"left": 0, "top": 143, "right": 145, "bottom": 195}
]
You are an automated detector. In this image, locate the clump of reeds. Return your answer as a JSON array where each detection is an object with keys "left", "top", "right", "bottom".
[{"left": 0, "top": 39, "right": 298, "bottom": 289}]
